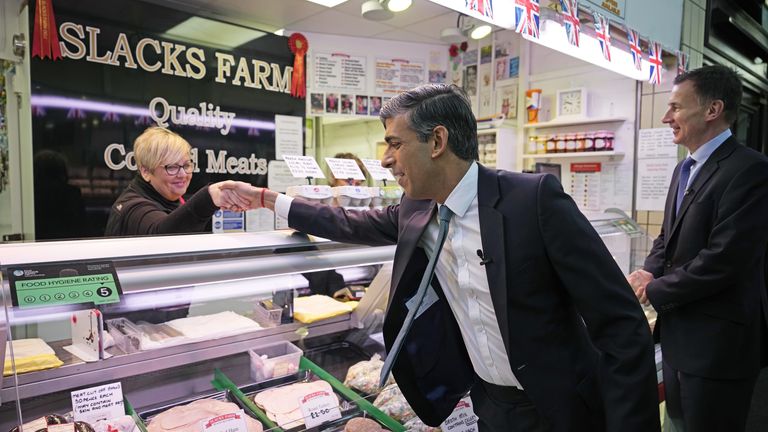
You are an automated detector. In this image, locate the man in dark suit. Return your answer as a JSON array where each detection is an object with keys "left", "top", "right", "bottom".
[
  {"left": 232, "top": 84, "right": 659, "bottom": 431},
  {"left": 628, "top": 65, "right": 768, "bottom": 431}
]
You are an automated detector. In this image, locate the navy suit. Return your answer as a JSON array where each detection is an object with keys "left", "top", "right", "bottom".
[
  {"left": 644, "top": 137, "right": 768, "bottom": 429},
  {"left": 289, "top": 165, "right": 659, "bottom": 431}
]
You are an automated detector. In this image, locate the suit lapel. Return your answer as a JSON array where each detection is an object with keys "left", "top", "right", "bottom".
[
  {"left": 389, "top": 202, "right": 436, "bottom": 309},
  {"left": 669, "top": 138, "right": 737, "bottom": 238},
  {"left": 663, "top": 166, "right": 680, "bottom": 248},
  {"left": 477, "top": 165, "right": 510, "bottom": 353}
]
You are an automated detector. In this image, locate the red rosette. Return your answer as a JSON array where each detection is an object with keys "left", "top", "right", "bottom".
[
  {"left": 32, "top": 0, "right": 62, "bottom": 60},
  {"left": 449, "top": 44, "right": 459, "bottom": 58},
  {"left": 288, "top": 33, "right": 308, "bottom": 99},
  {"left": 460, "top": 41, "right": 468, "bottom": 52}
]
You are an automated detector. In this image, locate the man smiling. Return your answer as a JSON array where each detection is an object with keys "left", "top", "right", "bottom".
[
  {"left": 235, "top": 84, "right": 659, "bottom": 431},
  {"left": 629, "top": 65, "right": 768, "bottom": 431}
]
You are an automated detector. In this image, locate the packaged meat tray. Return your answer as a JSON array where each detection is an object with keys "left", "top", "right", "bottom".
[{"left": 139, "top": 392, "right": 263, "bottom": 432}]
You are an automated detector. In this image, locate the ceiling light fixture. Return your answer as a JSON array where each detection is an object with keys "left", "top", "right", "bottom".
[
  {"left": 305, "top": 0, "right": 349, "bottom": 7},
  {"left": 362, "top": 0, "right": 394, "bottom": 21},
  {"left": 440, "top": 14, "right": 493, "bottom": 43},
  {"left": 387, "top": 0, "right": 413, "bottom": 12}
]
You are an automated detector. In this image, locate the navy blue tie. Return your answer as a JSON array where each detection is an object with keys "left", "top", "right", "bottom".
[
  {"left": 675, "top": 157, "right": 695, "bottom": 215},
  {"left": 379, "top": 204, "right": 453, "bottom": 388}
]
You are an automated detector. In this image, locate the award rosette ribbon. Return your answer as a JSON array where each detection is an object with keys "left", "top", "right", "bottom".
[
  {"left": 288, "top": 33, "right": 308, "bottom": 99},
  {"left": 32, "top": 0, "right": 63, "bottom": 60}
]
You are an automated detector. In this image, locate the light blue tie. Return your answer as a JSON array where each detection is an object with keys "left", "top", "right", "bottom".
[
  {"left": 379, "top": 204, "right": 454, "bottom": 388},
  {"left": 675, "top": 156, "right": 696, "bottom": 215}
]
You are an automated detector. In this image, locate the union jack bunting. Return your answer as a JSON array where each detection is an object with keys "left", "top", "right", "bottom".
[
  {"left": 626, "top": 26, "right": 642, "bottom": 70},
  {"left": 559, "top": 0, "right": 580, "bottom": 47},
  {"left": 515, "top": 0, "right": 540, "bottom": 39},
  {"left": 648, "top": 42, "right": 663, "bottom": 85},
  {"left": 467, "top": 0, "right": 494, "bottom": 18},
  {"left": 676, "top": 50, "right": 689, "bottom": 76},
  {"left": 592, "top": 12, "right": 611, "bottom": 61}
]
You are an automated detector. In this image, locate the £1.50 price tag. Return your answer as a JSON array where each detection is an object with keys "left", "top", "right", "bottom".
[{"left": 299, "top": 390, "right": 342, "bottom": 428}]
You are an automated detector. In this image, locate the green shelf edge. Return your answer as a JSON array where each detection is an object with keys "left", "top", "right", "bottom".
[{"left": 211, "top": 368, "right": 283, "bottom": 432}]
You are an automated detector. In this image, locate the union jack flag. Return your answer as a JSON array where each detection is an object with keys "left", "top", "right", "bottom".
[
  {"left": 649, "top": 42, "right": 663, "bottom": 85},
  {"left": 676, "top": 50, "right": 689, "bottom": 76},
  {"left": 515, "top": 0, "right": 540, "bottom": 39},
  {"left": 467, "top": 0, "right": 494, "bottom": 18},
  {"left": 592, "top": 12, "right": 611, "bottom": 62},
  {"left": 560, "top": 0, "right": 580, "bottom": 47},
  {"left": 626, "top": 26, "right": 642, "bottom": 70}
]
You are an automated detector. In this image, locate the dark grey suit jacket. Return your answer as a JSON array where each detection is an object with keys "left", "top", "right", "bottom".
[
  {"left": 289, "top": 165, "right": 659, "bottom": 431},
  {"left": 644, "top": 137, "right": 768, "bottom": 378}
]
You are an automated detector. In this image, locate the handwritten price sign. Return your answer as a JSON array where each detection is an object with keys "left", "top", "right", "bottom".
[{"left": 299, "top": 390, "right": 341, "bottom": 428}]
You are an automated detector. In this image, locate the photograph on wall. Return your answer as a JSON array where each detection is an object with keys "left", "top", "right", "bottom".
[
  {"left": 495, "top": 40, "right": 513, "bottom": 59},
  {"left": 355, "top": 95, "right": 369, "bottom": 115},
  {"left": 464, "top": 65, "right": 478, "bottom": 96},
  {"left": 429, "top": 70, "right": 446, "bottom": 83},
  {"left": 463, "top": 49, "right": 478, "bottom": 66},
  {"left": 480, "top": 45, "right": 492, "bottom": 64},
  {"left": 495, "top": 58, "right": 508, "bottom": 82},
  {"left": 340, "top": 94, "right": 353, "bottom": 114},
  {"left": 479, "top": 90, "right": 493, "bottom": 118},
  {"left": 509, "top": 57, "right": 520, "bottom": 78},
  {"left": 370, "top": 96, "right": 383, "bottom": 116},
  {"left": 479, "top": 63, "right": 492, "bottom": 91},
  {"left": 495, "top": 83, "right": 518, "bottom": 119},
  {"left": 311, "top": 93, "right": 325, "bottom": 114},
  {"left": 326, "top": 93, "right": 339, "bottom": 113}
]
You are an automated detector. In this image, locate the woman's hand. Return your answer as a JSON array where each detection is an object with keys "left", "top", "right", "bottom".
[{"left": 209, "top": 181, "right": 253, "bottom": 211}]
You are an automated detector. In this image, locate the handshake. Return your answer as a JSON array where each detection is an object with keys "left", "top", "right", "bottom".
[
  {"left": 207, "top": 181, "right": 274, "bottom": 213},
  {"left": 626, "top": 269, "right": 654, "bottom": 306}
]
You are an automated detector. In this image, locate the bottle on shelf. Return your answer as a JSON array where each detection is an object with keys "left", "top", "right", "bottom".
[
  {"left": 605, "top": 131, "right": 615, "bottom": 151},
  {"left": 546, "top": 135, "right": 557, "bottom": 153},
  {"left": 575, "top": 132, "right": 586, "bottom": 152},
  {"left": 527, "top": 135, "right": 538, "bottom": 154}
]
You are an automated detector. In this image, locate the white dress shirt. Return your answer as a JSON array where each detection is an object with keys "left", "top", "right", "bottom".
[
  {"left": 685, "top": 128, "right": 731, "bottom": 189},
  {"left": 421, "top": 162, "right": 521, "bottom": 388},
  {"left": 275, "top": 162, "right": 520, "bottom": 387}
]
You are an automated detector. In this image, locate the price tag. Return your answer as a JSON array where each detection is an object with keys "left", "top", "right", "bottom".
[
  {"left": 199, "top": 410, "right": 249, "bottom": 432},
  {"left": 20, "top": 417, "right": 48, "bottom": 432},
  {"left": 440, "top": 397, "right": 478, "bottom": 432},
  {"left": 298, "top": 390, "right": 342, "bottom": 428},
  {"left": 47, "top": 425, "right": 75, "bottom": 432},
  {"left": 8, "top": 261, "right": 122, "bottom": 309},
  {"left": 325, "top": 158, "right": 366, "bottom": 181},
  {"left": 71, "top": 382, "right": 125, "bottom": 424},
  {"left": 361, "top": 158, "right": 396, "bottom": 181},
  {"left": 282, "top": 155, "right": 325, "bottom": 179}
]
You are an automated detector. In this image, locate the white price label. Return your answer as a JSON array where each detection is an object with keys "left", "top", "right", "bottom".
[
  {"left": 282, "top": 155, "right": 326, "bottom": 179},
  {"left": 361, "top": 158, "right": 395, "bottom": 181},
  {"left": 199, "top": 410, "right": 249, "bottom": 432},
  {"left": 47, "top": 425, "right": 75, "bottom": 432},
  {"left": 20, "top": 417, "right": 48, "bottom": 432},
  {"left": 299, "top": 390, "right": 342, "bottom": 428},
  {"left": 71, "top": 382, "right": 124, "bottom": 424},
  {"left": 325, "top": 158, "right": 366, "bottom": 181},
  {"left": 440, "top": 397, "right": 478, "bottom": 432}
]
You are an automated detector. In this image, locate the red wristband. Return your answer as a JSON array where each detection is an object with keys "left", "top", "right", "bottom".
[{"left": 260, "top": 188, "right": 265, "bottom": 208}]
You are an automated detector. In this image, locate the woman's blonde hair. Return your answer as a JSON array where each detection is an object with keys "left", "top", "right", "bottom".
[{"left": 134, "top": 127, "right": 191, "bottom": 171}]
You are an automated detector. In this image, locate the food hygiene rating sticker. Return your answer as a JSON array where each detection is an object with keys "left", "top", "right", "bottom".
[{"left": 8, "top": 261, "right": 122, "bottom": 309}]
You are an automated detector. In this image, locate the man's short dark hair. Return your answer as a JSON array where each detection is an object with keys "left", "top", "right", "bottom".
[
  {"left": 674, "top": 65, "right": 742, "bottom": 124},
  {"left": 379, "top": 84, "right": 479, "bottom": 161}
]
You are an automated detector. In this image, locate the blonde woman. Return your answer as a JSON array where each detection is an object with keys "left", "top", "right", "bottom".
[{"left": 105, "top": 127, "right": 248, "bottom": 236}]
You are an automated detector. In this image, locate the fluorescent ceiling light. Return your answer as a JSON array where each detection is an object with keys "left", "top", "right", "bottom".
[
  {"left": 164, "top": 17, "right": 266, "bottom": 49},
  {"left": 387, "top": 0, "right": 413, "bottom": 12},
  {"left": 470, "top": 24, "right": 492, "bottom": 40},
  {"left": 305, "top": 0, "right": 349, "bottom": 6}
]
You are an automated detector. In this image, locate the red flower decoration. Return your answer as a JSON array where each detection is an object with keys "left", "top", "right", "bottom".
[
  {"left": 460, "top": 41, "right": 468, "bottom": 52},
  {"left": 449, "top": 44, "right": 459, "bottom": 57}
]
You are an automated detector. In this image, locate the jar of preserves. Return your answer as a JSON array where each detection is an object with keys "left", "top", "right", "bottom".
[
  {"left": 594, "top": 130, "right": 608, "bottom": 151},
  {"left": 527, "top": 135, "right": 538, "bottom": 154},
  {"left": 539, "top": 136, "right": 551, "bottom": 154},
  {"left": 605, "top": 131, "right": 615, "bottom": 151},
  {"left": 575, "top": 132, "right": 586, "bottom": 152},
  {"left": 565, "top": 133, "right": 577, "bottom": 153},
  {"left": 547, "top": 135, "right": 558, "bottom": 153},
  {"left": 584, "top": 132, "right": 595, "bottom": 151},
  {"left": 555, "top": 134, "right": 567, "bottom": 153}
]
